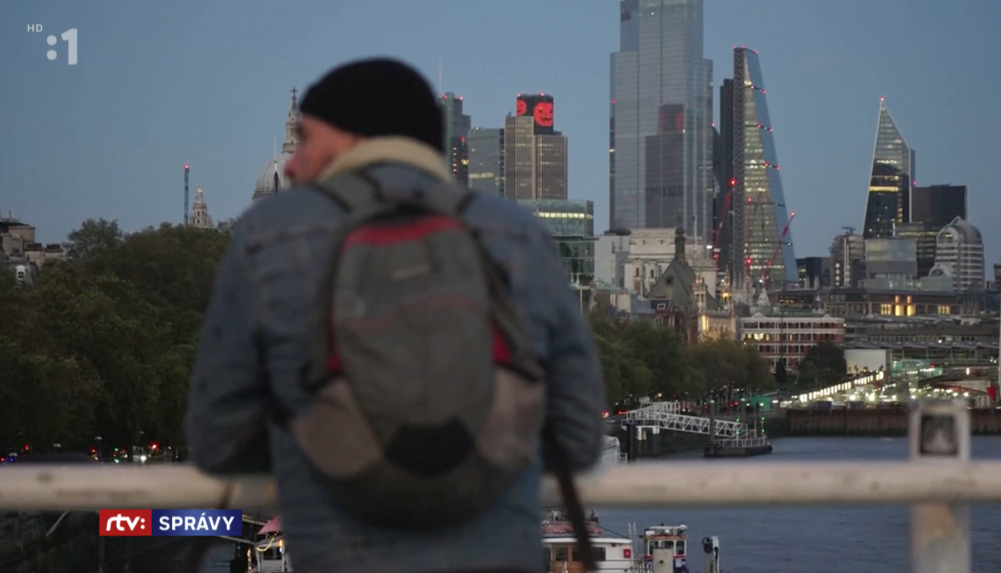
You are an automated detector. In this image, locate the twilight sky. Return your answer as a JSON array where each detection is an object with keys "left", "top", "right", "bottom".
[{"left": 1, "top": 0, "right": 998, "bottom": 267}]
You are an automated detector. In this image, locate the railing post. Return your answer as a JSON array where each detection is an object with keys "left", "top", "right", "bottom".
[{"left": 909, "top": 398, "right": 970, "bottom": 573}]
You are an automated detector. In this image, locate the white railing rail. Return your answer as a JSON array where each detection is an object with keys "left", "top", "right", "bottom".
[
  {"left": 626, "top": 409, "right": 746, "bottom": 437},
  {"left": 0, "top": 400, "right": 982, "bottom": 573}
]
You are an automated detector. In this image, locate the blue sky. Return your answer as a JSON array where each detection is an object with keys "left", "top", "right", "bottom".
[{"left": 1, "top": 0, "right": 998, "bottom": 267}]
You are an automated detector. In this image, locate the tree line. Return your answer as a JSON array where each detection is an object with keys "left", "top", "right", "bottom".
[
  {"left": 0, "top": 219, "right": 230, "bottom": 452},
  {"left": 588, "top": 312, "right": 778, "bottom": 406},
  {"left": 0, "top": 218, "right": 845, "bottom": 452}
]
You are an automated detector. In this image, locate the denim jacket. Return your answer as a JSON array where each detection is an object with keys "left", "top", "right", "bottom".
[{"left": 185, "top": 137, "right": 607, "bottom": 573}]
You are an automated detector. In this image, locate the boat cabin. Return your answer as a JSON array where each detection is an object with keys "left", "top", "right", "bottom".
[
  {"left": 641, "top": 524, "right": 688, "bottom": 571},
  {"left": 541, "top": 519, "right": 634, "bottom": 572},
  {"left": 642, "top": 524, "right": 687, "bottom": 557}
]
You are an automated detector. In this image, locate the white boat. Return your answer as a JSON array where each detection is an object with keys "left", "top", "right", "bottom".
[
  {"left": 640, "top": 524, "right": 690, "bottom": 572},
  {"left": 541, "top": 508, "right": 635, "bottom": 572}
]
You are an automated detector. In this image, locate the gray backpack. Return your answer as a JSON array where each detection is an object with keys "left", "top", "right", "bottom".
[{"left": 291, "top": 170, "right": 546, "bottom": 528}]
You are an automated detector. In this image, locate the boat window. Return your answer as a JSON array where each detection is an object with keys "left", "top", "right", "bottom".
[
  {"left": 543, "top": 548, "right": 553, "bottom": 572},
  {"left": 676, "top": 540, "right": 685, "bottom": 555},
  {"left": 567, "top": 546, "right": 606, "bottom": 562},
  {"left": 555, "top": 546, "right": 569, "bottom": 562}
]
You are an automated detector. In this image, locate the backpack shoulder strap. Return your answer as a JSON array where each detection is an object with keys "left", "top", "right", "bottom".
[
  {"left": 312, "top": 170, "right": 386, "bottom": 216},
  {"left": 415, "top": 178, "right": 475, "bottom": 216}
]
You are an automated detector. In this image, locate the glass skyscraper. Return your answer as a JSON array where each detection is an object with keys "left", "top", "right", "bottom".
[
  {"left": 862, "top": 97, "right": 914, "bottom": 240},
  {"left": 609, "top": 0, "right": 714, "bottom": 239},
  {"left": 726, "top": 47, "right": 797, "bottom": 287},
  {"left": 467, "top": 127, "right": 505, "bottom": 196},
  {"left": 439, "top": 92, "right": 471, "bottom": 186}
]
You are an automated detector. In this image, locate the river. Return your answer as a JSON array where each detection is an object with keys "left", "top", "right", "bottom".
[{"left": 138, "top": 436, "right": 1001, "bottom": 572}]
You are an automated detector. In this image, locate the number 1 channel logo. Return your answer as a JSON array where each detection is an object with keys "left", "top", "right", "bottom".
[{"left": 27, "top": 25, "right": 78, "bottom": 65}]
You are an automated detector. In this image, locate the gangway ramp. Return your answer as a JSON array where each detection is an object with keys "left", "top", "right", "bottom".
[{"left": 618, "top": 402, "right": 747, "bottom": 438}]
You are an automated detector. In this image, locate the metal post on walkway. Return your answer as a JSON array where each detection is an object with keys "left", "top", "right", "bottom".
[{"left": 909, "top": 398, "right": 971, "bottom": 573}]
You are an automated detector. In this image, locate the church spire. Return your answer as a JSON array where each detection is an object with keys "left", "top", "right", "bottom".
[
  {"left": 674, "top": 227, "right": 687, "bottom": 264},
  {"left": 188, "top": 183, "right": 213, "bottom": 228},
  {"left": 282, "top": 87, "right": 299, "bottom": 153}
]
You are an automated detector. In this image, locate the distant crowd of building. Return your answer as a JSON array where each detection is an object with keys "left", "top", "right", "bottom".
[{"left": 0, "top": 215, "right": 65, "bottom": 285}]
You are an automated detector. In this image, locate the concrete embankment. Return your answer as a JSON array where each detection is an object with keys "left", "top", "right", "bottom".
[{"left": 777, "top": 407, "right": 1001, "bottom": 436}]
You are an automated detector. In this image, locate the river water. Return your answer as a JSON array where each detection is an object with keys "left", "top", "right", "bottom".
[{"left": 140, "top": 436, "right": 1001, "bottom": 572}]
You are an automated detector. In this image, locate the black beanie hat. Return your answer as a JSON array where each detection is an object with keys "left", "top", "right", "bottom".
[{"left": 299, "top": 58, "right": 444, "bottom": 153}]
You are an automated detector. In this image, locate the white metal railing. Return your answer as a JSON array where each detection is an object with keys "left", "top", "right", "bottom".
[
  {"left": 624, "top": 401, "right": 681, "bottom": 416},
  {"left": 625, "top": 408, "right": 746, "bottom": 438},
  {"left": 713, "top": 434, "right": 770, "bottom": 448},
  {"left": 0, "top": 399, "right": 986, "bottom": 573}
]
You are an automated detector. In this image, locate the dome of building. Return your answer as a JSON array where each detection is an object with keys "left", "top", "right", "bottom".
[
  {"left": 937, "top": 216, "right": 983, "bottom": 244},
  {"left": 252, "top": 88, "right": 300, "bottom": 203}
]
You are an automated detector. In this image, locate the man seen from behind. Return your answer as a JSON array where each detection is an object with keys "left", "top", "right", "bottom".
[{"left": 186, "top": 58, "right": 607, "bottom": 573}]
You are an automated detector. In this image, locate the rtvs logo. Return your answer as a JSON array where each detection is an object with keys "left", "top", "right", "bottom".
[{"left": 27, "top": 25, "right": 78, "bottom": 65}]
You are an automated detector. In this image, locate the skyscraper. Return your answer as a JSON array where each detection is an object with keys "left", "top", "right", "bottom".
[
  {"left": 504, "top": 94, "right": 568, "bottom": 200},
  {"left": 439, "top": 92, "right": 471, "bottom": 186},
  {"left": 467, "top": 127, "right": 505, "bottom": 195},
  {"left": 895, "top": 184, "right": 967, "bottom": 276},
  {"left": 862, "top": 98, "right": 915, "bottom": 239},
  {"left": 910, "top": 184, "right": 967, "bottom": 225},
  {"left": 609, "top": 0, "right": 714, "bottom": 238},
  {"left": 720, "top": 48, "right": 797, "bottom": 288}
]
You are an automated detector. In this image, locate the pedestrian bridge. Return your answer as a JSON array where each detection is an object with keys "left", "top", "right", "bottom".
[{"left": 613, "top": 401, "right": 748, "bottom": 438}]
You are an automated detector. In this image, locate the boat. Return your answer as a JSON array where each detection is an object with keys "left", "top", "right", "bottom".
[
  {"left": 239, "top": 512, "right": 725, "bottom": 573},
  {"left": 541, "top": 508, "right": 635, "bottom": 572},
  {"left": 640, "top": 524, "right": 689, "bottom": 571},
  {"left": 703, "top": 432, "right": 773, "bottom": 458}
]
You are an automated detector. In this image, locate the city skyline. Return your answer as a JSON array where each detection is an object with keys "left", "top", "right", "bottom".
[{"left": 0, "top": 0, "right": 998, "bottom": 266}]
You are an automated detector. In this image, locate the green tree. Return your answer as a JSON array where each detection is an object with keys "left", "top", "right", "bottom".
[
  {"left": 797, "top": 360, "right": 821, "bottom": 388},
  {"left": 802, "top": 341, "right": 847, "bottom": 387},
  {"left": 619, "top": 320, "right": 685, "bottom": 398},
  {"left": 774, "top": 359, "right": 789, "bottom": 388},
  {"left": 0, "top": 220, "right": 232, "bottom": 451},
  {"left": 686, "top": 339, "right": 776, "bottom": 400}
]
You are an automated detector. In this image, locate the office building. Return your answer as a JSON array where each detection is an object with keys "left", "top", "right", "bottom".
[
  {"left": 862, "top": 98, "right": 915, "bottom": 239},
  {"left": 467, "top": 127, "right": 504, "bottom": 195},
  {"left": 930, "top": 217, "right": 985, "bottom": 292},
  {"left": 797, "top": 257, "right": 831, "bottom": 290},
  {"left": 720, "top": 47, "right": 797, "bottom": 288},
  {"left": 831, "top": 230, "right": 866, "bottom": 288},
  {"left": 910, "top": 184, "right": 967, "bottom": 225},
  {"left": 895, "top": 184, "right": 967, "bottom": 276},
  {"left": 504, "top": 94, "right": 567, "bottom": 200},
  {"left": 439, "top": 92, "right": 471, "bottom": 186},
  {"left": 609, "top": 0, "right": 714, "bottom": 236},
  {"left": 520, "top": 199, "right": 595, "bottom": 285}
]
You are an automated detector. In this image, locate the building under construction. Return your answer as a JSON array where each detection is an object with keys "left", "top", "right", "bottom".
[{"left": 715, "top": 47, "right": 797, "bottom": 290}]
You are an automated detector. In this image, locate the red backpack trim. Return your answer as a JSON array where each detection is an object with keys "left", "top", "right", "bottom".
[{"left": 343, "top": 216, "right": 463, "bottom": 248}]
